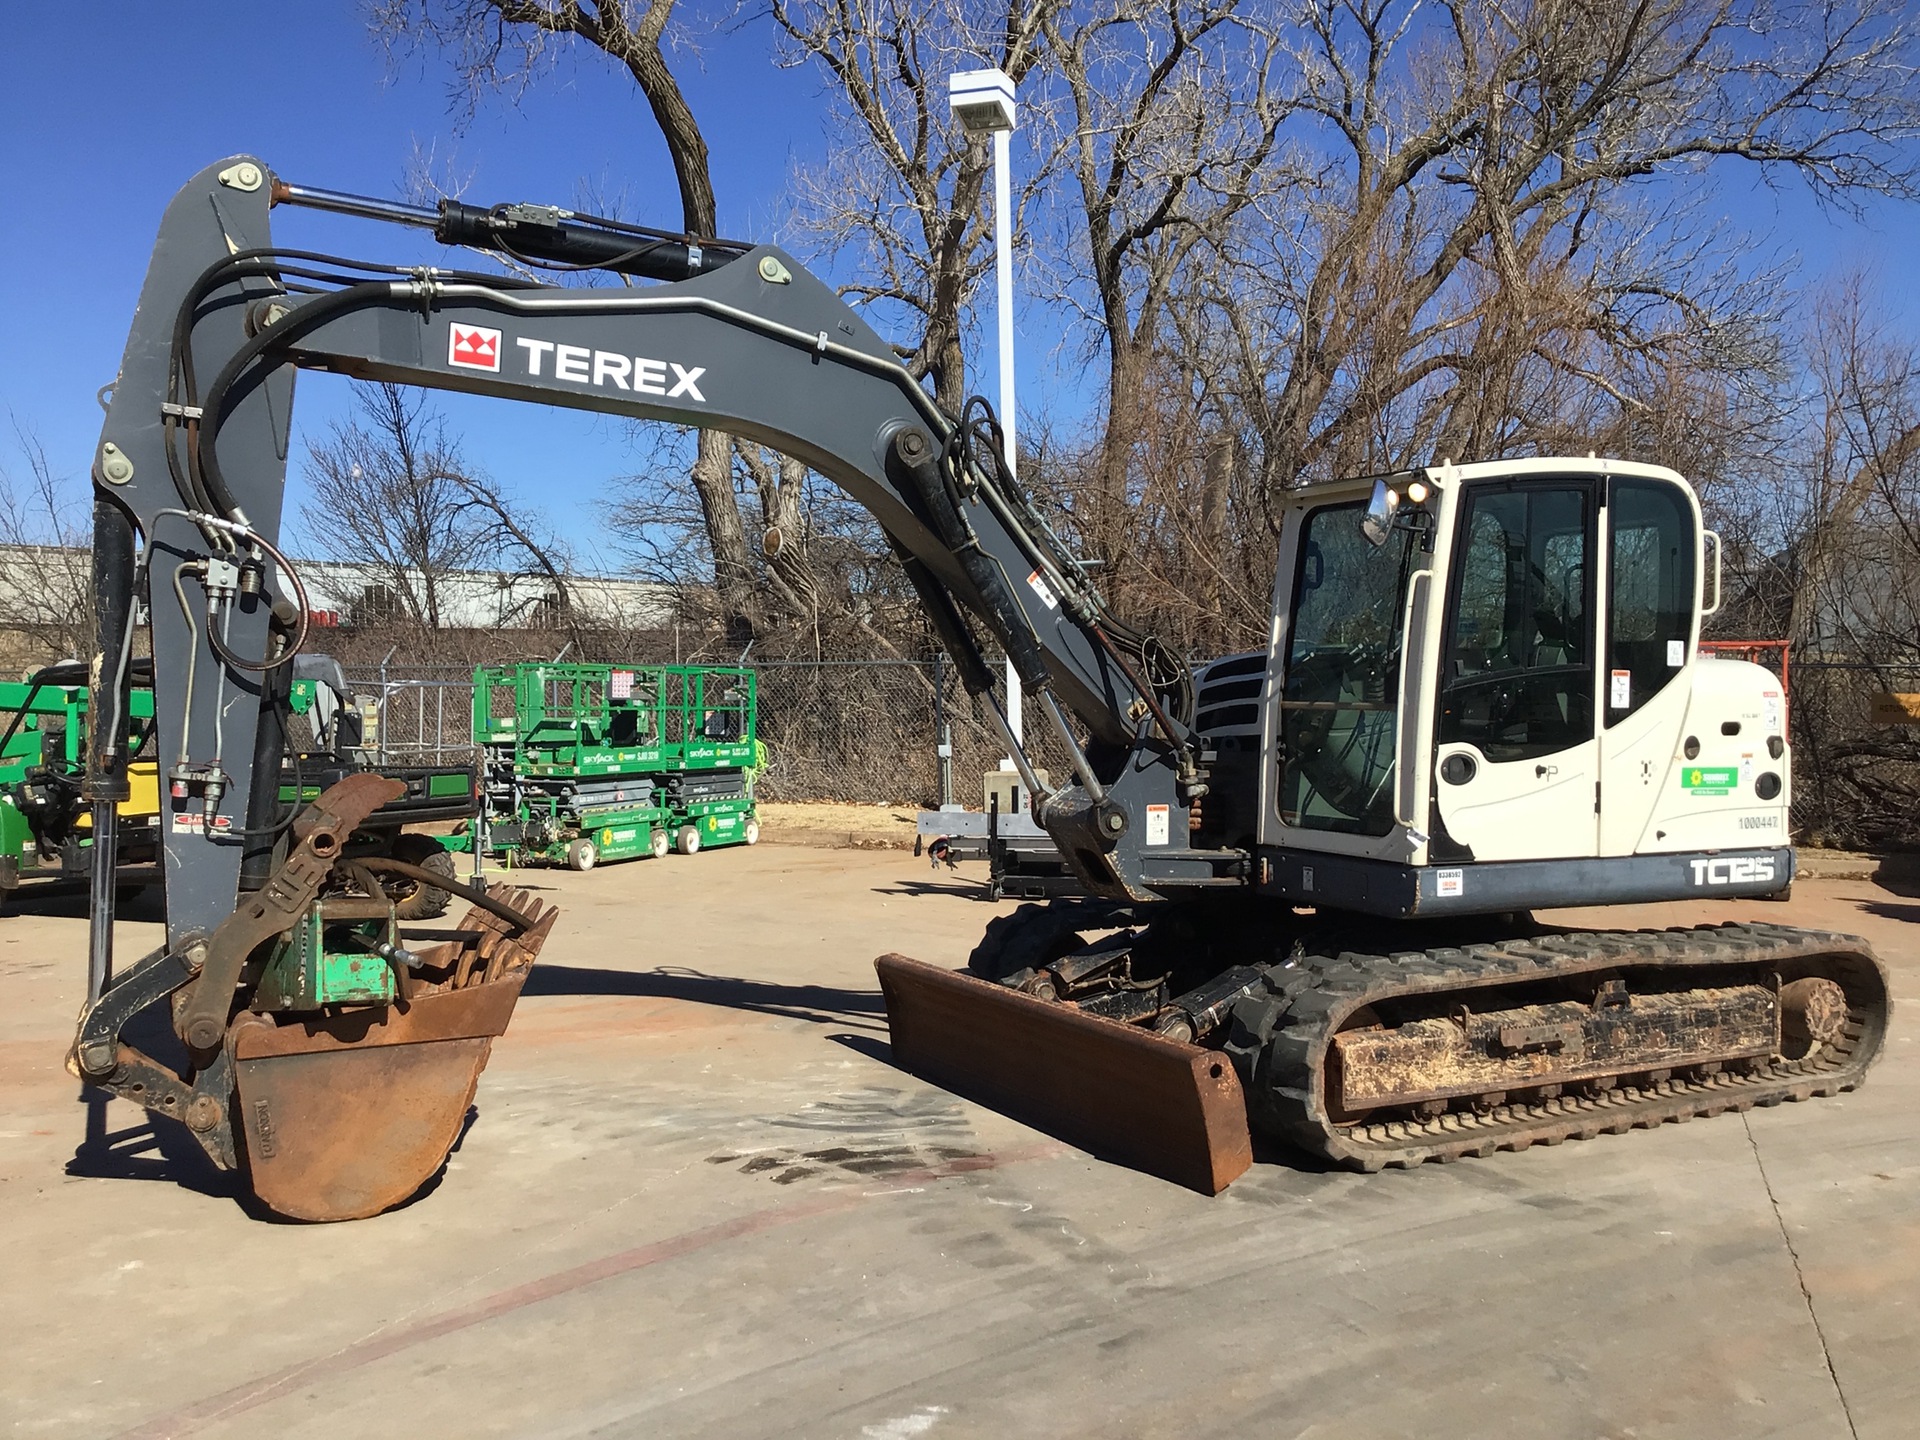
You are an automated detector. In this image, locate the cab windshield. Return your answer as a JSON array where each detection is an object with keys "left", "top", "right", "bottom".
[{"left": 1277, "top": 499, "right": 1419, "bottom": 836}]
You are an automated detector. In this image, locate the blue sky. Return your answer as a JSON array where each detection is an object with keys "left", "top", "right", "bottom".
[{"left": 2, "top": 4, "right": 1915, "bottom": 569}]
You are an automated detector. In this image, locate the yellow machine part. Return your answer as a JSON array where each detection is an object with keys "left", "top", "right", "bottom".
[{"left": 74, "top": 762, "right": 160, "bottom": 827}]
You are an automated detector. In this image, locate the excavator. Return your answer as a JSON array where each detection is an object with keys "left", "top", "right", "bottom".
[{"left": 70, "top": 156, "right": 1888, "bottom": 1220}]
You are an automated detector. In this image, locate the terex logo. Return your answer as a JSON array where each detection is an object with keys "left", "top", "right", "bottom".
[
  {"left": 516, "top": 338, "right": 706, "bottom": 402},
  {"left": 448, "top": 324, "right": 501, "bottom": 371},
  {"left": 1689, "top": 855, "right": 1777, "bottom": 887}
]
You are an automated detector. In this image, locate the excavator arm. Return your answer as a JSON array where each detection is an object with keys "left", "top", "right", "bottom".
[
  {"left": 89, "top": 157, "right": 1228, "bottom": 942},
  {"left": 70, "top": 156, "right": 1250, "bottom": 1219}
]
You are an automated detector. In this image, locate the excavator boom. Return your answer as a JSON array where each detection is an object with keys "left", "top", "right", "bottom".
[{"left": 76, "top": 157, "right": 1247, "bottom": 1219}]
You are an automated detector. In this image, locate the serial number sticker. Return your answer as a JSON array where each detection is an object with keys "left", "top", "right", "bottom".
[
  {"left": 1436, "top": 868, "right": 1464, "bottom": 898},
  {"left": 1144, "top": 804, "right": 1170, "bottom": 846},
  {"left": 1026, "top": 570, "right": 1060, "bottom": 610}
]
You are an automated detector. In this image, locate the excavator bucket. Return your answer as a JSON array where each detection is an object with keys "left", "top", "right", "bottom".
[
  {"left": 230, "top": 889, "right": 557, "bottom": 1222},
  {"left": 874, "top": 954, "right": 1253, "bottom": 1194}
]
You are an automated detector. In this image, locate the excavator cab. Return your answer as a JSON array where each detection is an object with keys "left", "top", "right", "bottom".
[
  {"left": 1259, "top": 460, "right": 1793, "bottom": 912},
  {"left": 888, "top": 460, "right": 1877, "bottom": 1189}
]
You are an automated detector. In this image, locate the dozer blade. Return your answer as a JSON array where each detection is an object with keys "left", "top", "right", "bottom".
[
  {"left": 231, "top": 889, "right": 557, "bottom": 1222},
  {"left": 875, "top": 953, "right": 1252, "bottom": 1194}
]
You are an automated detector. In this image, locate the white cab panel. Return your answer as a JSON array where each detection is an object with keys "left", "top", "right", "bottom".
[
  {"left": 1631, "top": 658, "right": 1791, "bottom": 853},
  {"left": 1433, "top": 737, "right": 1600, "bottom": 860},
  {"left": 1598, "top": 658, "right": 1694, "bottom": 854}
]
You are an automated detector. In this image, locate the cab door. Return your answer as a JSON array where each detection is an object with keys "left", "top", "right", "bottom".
[
  {"left": 1597, "top": 476, "right": 1700, "bottom": 854},
  {"left": 1431, "top": 479, "right": 1602, "bottom": 861}
]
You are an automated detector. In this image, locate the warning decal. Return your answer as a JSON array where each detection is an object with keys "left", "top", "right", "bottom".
[{"left": 171, "top": 812, "right": 233, "bottom": 835}]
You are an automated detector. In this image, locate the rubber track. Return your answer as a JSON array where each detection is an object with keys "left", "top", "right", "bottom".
[{"left": 1222, "top": 922, "right": 1890, "bottom": 1172}]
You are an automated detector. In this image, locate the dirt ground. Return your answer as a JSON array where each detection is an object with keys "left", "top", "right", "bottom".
[
  {"left": 1, "top": 847, "right": 1915, "bottom": 1439},
  {"left": 757, "top": 800, "right": 922, "bottom": 849}
]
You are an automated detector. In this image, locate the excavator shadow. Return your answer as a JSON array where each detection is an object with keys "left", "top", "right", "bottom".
[
  {"left": 5, "top": 883, "right": 165, "bottom": 924},
  {"left": 67, "top": 1090, "right": 234, "bottom": 1201},
  {"left": 825, "top": 1030, "right": 893, "bottom": 1064},
  {"left": 524, "top": 964, "right": 887, "bottom": 1030},
  {"left": 67, "top": 1086, "right": 479, "bottom": 1221},
  {"left": 1860, "top": 900, "right": 1920, "bottom": 926},
  {"left": 1871, "top": 854, "right": 1920, "bottom": 898},
  {"left": 66, "top": 1004, "right": 231, "bottom": 1200},
  {"left": 868, "top": 878, "right": 990, "bottom": 899}
]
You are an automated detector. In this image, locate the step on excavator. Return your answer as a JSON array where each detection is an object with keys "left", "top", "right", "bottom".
[{"left": 72, "top": 156, "right": 1887, "bottom": 1219}]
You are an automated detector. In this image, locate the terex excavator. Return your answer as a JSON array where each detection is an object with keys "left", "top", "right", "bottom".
[{"left": 72, "top": 156, "right": 1887, "bottom": 1220}]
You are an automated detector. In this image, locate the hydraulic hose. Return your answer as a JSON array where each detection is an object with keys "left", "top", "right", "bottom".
[
  {"left": 194, "top": 279, "right": 396, "bottom": 524},
  {"left": 358, "top": 857, "right": 537, "bottom": 933},
  {"left": 201, "top": 522, "right": 311, "bottom": 671},
  {"left": 888, "top": 428, "right": 1053, "bottom": 695}
]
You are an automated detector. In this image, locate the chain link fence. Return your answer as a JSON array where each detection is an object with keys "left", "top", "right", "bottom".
[
  {"left": 331, "top": 647, "right": 1920, "bottom": 845},
  {"left": 343, "top": 664, "right": 477, "bottom": 768},
  {"left": 338, "top": 656, "right": 1060, "bottom": 807}
]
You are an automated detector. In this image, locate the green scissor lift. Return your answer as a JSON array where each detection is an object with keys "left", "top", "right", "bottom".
[{"left": 473, "top": 662, "right": 759, "bottom": 870}]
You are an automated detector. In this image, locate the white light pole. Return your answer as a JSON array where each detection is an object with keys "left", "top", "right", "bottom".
[{"left": 949, "top": 66, "right": 1022, "bottom": 768}]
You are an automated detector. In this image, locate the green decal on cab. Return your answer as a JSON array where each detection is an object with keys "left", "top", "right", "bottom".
[{"left": 1682, "top": 766, "right": 1738, "bottom": 796}]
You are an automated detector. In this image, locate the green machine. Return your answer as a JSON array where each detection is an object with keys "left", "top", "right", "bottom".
[
  {"left": 1, "top": 656, "right": 474, "bottom": 916},
  {"left": 1, "top": 661, "right": 162, "bottom": 903},
  {"left": 474, "top": 662, "right": 759, "bottom": 870},
  {"left": 276, "top": 654, "right": 479, "bottom": 918}
]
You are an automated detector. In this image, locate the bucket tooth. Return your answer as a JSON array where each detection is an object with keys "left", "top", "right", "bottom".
[
  {"left": 875, "top": 953, "right": 1252, "bottom": 1194},
  {"left": 231, "top": 889, "right": 555, "bottom": 1222}
]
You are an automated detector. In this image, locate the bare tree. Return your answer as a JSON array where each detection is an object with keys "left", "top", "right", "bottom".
[
  {"left": 770, "top": 0, "right": 1062, "bottom": 414},
  {"left": 0, "top": 419, "right": 93, "bottom": 668},
  {"left": 1038, "top": 0, "right": 1284, "bottom": 531},
  {"left": 370, "top": 0, "right": 769, "bottom": 644},
  {"left": 1709, "top": 278, "right": 1920, "bottom": 652},
  {"left": 1703, "top": 276, "right": 1920, "bottom": 845},
  {"left": 300, "top": 382, "right": 571, "bottom": 645},
  {"left": 1190, "top": 0, "right": 1920, "bottom": 527},
  {"left": 608, "top": 426, "right": 940, "bottom": 660}
]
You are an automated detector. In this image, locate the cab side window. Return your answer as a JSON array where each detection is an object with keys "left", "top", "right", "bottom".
[
  {"left": 1606, "top": 479, "right": 1695, "bottom": 724},
  {"left": 1437, "top": 483, "right": 1595, "bottom": 762}
]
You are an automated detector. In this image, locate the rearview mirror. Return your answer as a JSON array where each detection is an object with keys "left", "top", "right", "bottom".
[{"left": 1361, "top": 478, "right": 1399, "bottom": 547}]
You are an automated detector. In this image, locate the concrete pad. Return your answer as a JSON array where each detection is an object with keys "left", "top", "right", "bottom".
[{"left": 1, "top": 852, "right": 1913, "bottom": 1438}]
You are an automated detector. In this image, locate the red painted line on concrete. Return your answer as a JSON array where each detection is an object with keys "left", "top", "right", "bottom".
[{"left": 115, "top": 1143, "right": 1064, "bottom": 1440}]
